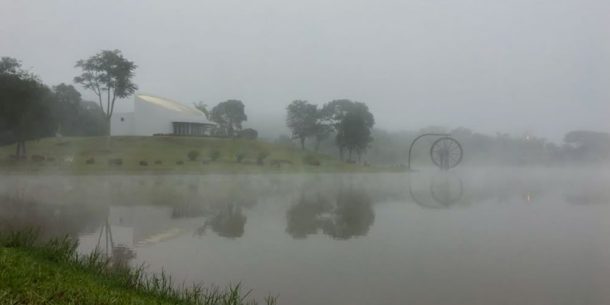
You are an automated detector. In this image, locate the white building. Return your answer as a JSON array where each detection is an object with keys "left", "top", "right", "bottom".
[{"left": 111, "top": 94, "right": 215, "bottom": 136}]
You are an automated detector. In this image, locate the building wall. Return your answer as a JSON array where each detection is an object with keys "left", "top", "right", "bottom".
[
  {"left": 110, "top": 113, "right": 135, "bottom": 136},
  {"left": 133, "top": 96, "right": 212, "bottom": 135}
]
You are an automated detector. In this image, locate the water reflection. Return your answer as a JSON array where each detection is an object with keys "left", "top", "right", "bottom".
[
  {"left": 409, "top": 173, "right": 464, "bottom": 209},
  {"left": 196, "top": 204, "right": 247, "bottom": 238},
  {"left": 2, "top": 172, "right": 610, "bottom": 305},
  {"left": 286, "top": 187, "right": 375, "bottom": 239}
]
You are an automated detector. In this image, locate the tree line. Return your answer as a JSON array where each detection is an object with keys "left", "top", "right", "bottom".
[
  {"left": 285, "top": 99, "right": 375, "bottom": 162},
  {"left": 0, "top": 57, "right": 108, "bottom": 158}
]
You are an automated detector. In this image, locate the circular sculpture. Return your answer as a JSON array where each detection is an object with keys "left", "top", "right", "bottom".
[{"left": 429, "top": 137, "right": 463, "bottom": 170}]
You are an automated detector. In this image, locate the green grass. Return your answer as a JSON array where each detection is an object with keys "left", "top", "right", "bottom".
[
  {"left": 0, "top": 136, "right": 380, "bottom": 174},
  {"left": 0, "top": 230, "right": 277, "bottom": 305}
]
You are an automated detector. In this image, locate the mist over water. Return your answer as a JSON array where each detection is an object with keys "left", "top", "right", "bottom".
[{"left": 2, "top": 169, "right": 609, "bottom": 305}]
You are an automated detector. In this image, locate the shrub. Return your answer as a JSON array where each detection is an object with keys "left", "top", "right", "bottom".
[
  {"left": 187, "top": 150, "right": 200, "bottom": 161},
  {"left": 108, "top": 158, "right": 122, "bottom": 166},
  {"left": 208, "top": 150, "right": 221, "bottom": 161},
  {"left": 256, "top": 151, "right": 270, "bottom": 165},
  {"left": 31, "top": 155, "right": 45, "bottom": 162},
  {"left": 139, "top": 161, "right": 148, "bottom": 166},
  {"left": 302, "top": 154, "right": 321, "bottom": 166},
  {"left": 239, "top": 128, "right": 258, "bottom": 140},
  {"left": 235, "top": 152, "right": 246, "bottom": 163},
  {"left": 176, "top": 160, "right": 184, "bottom": 165},
  {"left": 85, "top": 158, "right": 95, "bottom": 165},
  {"left": 154, "top": 160, "right": 162, "bottom": 165}
]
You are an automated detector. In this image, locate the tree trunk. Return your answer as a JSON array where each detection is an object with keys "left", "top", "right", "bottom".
[
  {"left": 314, "top": 138, "right": 320, "bottom": 152},
  {"left": 300, "top": 137, "right": 306, "bottom": 150},
  {"left": 339, "top": 146, "right": 344, "bottom": 161},
  {"left": 15, "top": 142, "right": 20, "bottom": 159},
  {"left": 348, "top": 149, "right": 353, "bottom": 162},
  {"left": 105, "top": 117, "right": 112, "bottom": 148},
  {"left": 15, "top": 141, "right": 26, "bottom": 160}
]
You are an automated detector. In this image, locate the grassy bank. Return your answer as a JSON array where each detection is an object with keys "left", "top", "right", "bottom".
[
  {"left": 0, "top": 230, "right": 276, "bottom": 305},
  {"left": 0, "top": 136, "right": 384, "bottom": 174}
]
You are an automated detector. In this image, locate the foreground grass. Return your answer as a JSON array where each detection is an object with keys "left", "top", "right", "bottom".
[
  {"left": 0, "top": 136, "right": 382, "bottom": 174},
  {"left": 0, "top": 230, "right": 276, "bottom": 305}
]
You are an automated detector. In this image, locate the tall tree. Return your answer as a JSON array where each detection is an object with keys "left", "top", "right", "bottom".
[
  {"left": 321, "top": 99, "right": 375, "bottom": 161},
  {"left": 52, "top": 83, "right": 82, "bottom": 135},
  {"left": 286, "top": 100, "right": 318, "bottom": 149},
  {"left": 210, "top": 100, "right": 247, "bottom": 137},
  {"left": 73, "top": 50, "right": 137, "bottom": 133},
  {"left": 0, "top": 57, "right": 56, "bottom": 158},
  {"left": 193, "top": 101, "right": 211, "bottom": 120}
]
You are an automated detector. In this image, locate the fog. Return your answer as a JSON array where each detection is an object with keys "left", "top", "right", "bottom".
[
  {"left": 2, "top": 1, "right": 610, "bottom": 304},
  {"left": 2, "top": 169, "right": 610, "bottom": 304},
  {"left": 2, "top": 0, "right": 609, "bottom": 140}
]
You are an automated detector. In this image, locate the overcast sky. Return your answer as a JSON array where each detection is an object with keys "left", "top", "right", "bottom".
[{"left": 1, "top": 0, "right": 609, "bottom": 141}]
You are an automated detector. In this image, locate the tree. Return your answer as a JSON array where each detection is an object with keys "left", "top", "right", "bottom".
[
  {"left": 52, "top": 83, "right": 82, "bottom": 134},
  {"left": 0, "top": 57, "right": 56, "bottom": 159},
  {"left": 321, "top": 99, "right": 375, "bottom": 161},
  {"left": 286, "top": 100, "right": 318, "bottom": 149},
  {"left": 73, "top": 50, "right": 137, "bottom": 133},
  {"left": 193, "top": 101, "right": 211, "bottom": 120},
  {"left": 210, "top": 100, "right": 247, "bottom": 137}
]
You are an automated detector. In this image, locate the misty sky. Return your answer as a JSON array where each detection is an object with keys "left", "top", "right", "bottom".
[{"left": 1, "top": 0, "right": 609, "bottom": 141}]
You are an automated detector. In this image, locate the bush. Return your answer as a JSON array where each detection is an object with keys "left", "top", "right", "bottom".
[
  {"left": 176, "top": 160, "right": 184, "bottom": 165},
  {"left": 154, "top": 160, "right": 162, "bottom": 165},
  {"left": 256, "top": 151, "right": 270, "bottom": 165},
  {"left": 208, "top": 150, "right": 221, "bottom": 161},
  {"left": 31, "top": 155, "right": 45, "bottom": 162},
  {"left": 108, "top": 158, "right": 122, "bottom": 166},
  {"left": 139, "top": 161, "right": 148, "bottom": 166},
  {"left": 239, "top": 128, "right": 258, "bottom": 140},
  {"left": 85, "top": 158, "right": 95, "bottom": 165},
  {"left": 235, "top": 152, "right": 246, "bottom": 163},
  {"left": 187, "top": 150, "right": 200, "bottom": 161},
  {"left": 302, "top": 154, "right": 321, "bottom": 166}
]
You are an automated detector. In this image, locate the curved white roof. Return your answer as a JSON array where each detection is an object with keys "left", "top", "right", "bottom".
[{"left": 136, "top": 94, "right": 208, "bottom": 117}]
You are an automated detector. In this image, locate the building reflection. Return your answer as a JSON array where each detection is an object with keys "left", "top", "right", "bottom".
[{"left": 286, "top": 187, "right": 375, "bottom": 240}]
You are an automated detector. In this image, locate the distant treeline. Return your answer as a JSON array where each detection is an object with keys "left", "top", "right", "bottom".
[{"left": 277, "top": 126, "right": 610, "bottom": 166}]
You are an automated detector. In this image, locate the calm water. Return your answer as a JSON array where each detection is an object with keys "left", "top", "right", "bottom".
[{"left": 1, "top": 168, "right": 610, "bottom": 305}]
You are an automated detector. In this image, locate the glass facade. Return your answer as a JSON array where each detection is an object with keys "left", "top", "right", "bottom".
[{"left": 172, "top": 122, "right": 213, "bottom": 136}]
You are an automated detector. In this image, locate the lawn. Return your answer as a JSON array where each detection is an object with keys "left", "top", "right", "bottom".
[
  {"left": 0, "top": 231, "right": 276, "bottom": 305},
  {"left": 0, "top": 136, "right": 375, "bottom": 174}
]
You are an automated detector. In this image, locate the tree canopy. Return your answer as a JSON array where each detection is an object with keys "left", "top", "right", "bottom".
[
  {"left": 74, "top": 50, "right": 137, "bottom": 128},
  {"left": 0, "top": 57, "right": 56, "bottom": 158},
  {"left": 286, "top": 100, "right": 318, "bottom": 149},
  {"left": 210, "top": 100, "right": 247, "bottom": 137}
]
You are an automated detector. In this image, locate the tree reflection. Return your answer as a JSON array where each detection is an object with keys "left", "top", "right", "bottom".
[
  {"left": 196, "top": 204, "right": 247, "bottom": 238},
  {"left": 286, "top": 187, "right": 374, "bottom": 240},
  {"left": 111, "top": 245, "right": 136, "bottom": 269}
]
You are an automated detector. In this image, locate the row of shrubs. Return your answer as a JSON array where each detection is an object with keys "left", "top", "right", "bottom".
[
  {"left": 21, "top": 151, "right": 321, "bottom": 167},
  {"left": 187, "top": 150, "right": 272, "bottom": 165}
]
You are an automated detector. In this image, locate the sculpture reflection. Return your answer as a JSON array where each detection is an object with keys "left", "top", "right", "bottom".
[
  {"left": 286, "top": 187, "right": 374, "bottom": 240},
  {"left": 409, "top": 172, "right": 464, "bottom": 209}
]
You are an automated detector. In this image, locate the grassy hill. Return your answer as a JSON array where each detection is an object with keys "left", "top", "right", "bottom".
[{"left": 0, "top": 136, "right": 372, "bottom": 174}]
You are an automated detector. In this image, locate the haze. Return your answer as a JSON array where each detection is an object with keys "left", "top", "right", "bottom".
[{"left": 1, "top": 0, "right": 609, "bottom": 140}]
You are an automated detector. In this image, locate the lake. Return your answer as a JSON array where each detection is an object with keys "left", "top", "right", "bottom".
[{"left": 1, "top": 168, "right": 609, "bottom": 305}]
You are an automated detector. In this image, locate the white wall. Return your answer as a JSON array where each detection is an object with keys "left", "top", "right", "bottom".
[
  {"left": 110, "top": 113, "right": 135, "bottom": 136},
  {"left": 133, "top": 96, "right": 212, "bottom": 136}
]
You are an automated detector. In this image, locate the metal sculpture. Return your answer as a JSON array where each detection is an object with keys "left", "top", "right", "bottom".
[
  {"left": 430, "top": 137, "right": 463, "bottom": 170},
  {"left": 407, "top": 133, "right": 463, "bottom": 171}
]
